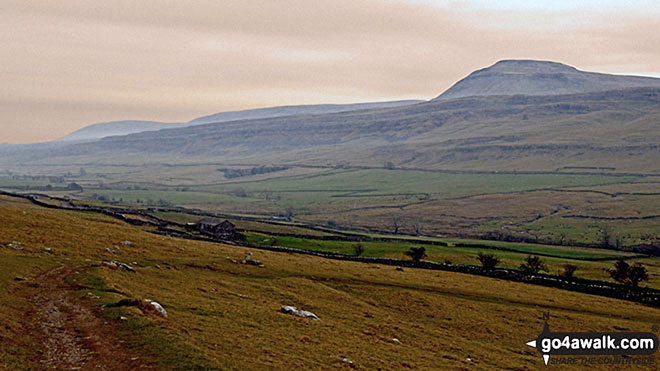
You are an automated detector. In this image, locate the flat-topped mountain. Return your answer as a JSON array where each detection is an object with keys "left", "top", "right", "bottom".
[
  {"left": 6, "top": 60, "right": 660, "bottom": 173},
  {"left": 434, "top": 59, "right": 660, "bottom": 100}
]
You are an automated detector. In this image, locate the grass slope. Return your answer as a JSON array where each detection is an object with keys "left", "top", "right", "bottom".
[{"left": 1, "top": 196, "right": 660, "bottom": 369}]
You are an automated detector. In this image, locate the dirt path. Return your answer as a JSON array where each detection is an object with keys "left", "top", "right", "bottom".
[{"left": 30, "top": 265, "right": 157, "bottom": 370}]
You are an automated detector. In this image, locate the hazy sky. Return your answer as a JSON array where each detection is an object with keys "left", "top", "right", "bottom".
[{"left": 1, "top": 0, "right": 660, "bottom": 143}]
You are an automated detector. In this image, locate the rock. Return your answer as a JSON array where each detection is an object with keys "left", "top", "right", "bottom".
[
  {"left": 102, "top": 261, "right": 136, "bottom": 273},
  {"left": 465, "top": 357, "right": 473, "bottom": 362},
  {"left": 44, "top": 248, "right": 52, "bottom": 253},
  {"left": 13, "top": 276, "right": 28, "bottom": 281},
  {"left": 281, "top": 305, "right": 320, "bottom": 320},
  {"left": 119, "top": 316, "right": 128, "bottom": 321},
  {"left": 121, "top": 240, "right": 134, "bottom": 247},
  {"left": 342, "top": 358, "right": 354, "bottom": 365},
  {"left": 8, "top": 241, "right": 23, "bottom": 250},
  {"left": 105, "top": 248, "right": 118, "bottom": 255},
  {"left": 144, "top": 299, "right": 168, "bottom": 318},
  {"left": 154, "top": 265, "right": 161, "bottom": 269},
  {"left": 396, "top": 266, "right": 404, "bottom": 271},
  {"left": 242, "top": 259, "right": 264, "bottom": 267},
  {"left": 392, "top": 338, "right": 401, "bottom": 344}
]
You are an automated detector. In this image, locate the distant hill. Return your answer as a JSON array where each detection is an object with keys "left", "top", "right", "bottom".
[
  {"left": 8, "top": 60, "right": 660, "bottom": 173},
  {"left": 186, "top": 100, "right": 423, "bottom": 125},
  {"left": 60, "top": 100, "right": 423, "bottom": 142},
  {"left": 60, "top": 120, "right": 179, "bottom": 142},
  {"left": 28, "top": 87, "right": 660, "bottom": 173},
  {"left": 434, "top": 60, "right": 660, "bottom": 100}
]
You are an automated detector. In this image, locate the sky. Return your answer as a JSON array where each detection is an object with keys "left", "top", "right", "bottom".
[{"left": 1, "top": 0, "right": 660, "bottom": 143}]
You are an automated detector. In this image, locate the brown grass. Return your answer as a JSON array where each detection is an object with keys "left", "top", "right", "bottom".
[{"left": 1, "top": 196, "right": 659, "bottom": 369}]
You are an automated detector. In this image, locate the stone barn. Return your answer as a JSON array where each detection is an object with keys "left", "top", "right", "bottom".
[{"left": 195, "top": 219, "right": 244, "bottom": 240}]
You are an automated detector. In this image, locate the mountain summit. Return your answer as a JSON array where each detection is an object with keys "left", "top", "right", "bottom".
[{"left": 434, "top": 59, "right": 660, "bottom": 100}]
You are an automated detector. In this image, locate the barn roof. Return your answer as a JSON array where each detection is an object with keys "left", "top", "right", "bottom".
[{"left": 197, "top": 218, "right": 226, "bottom": 226}]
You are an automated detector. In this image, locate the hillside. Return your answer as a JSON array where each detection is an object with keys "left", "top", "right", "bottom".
[
  {"left": 59, "top": 100, "right": 423, "bottom": 142},
  {"left": 434, "top": 59, "right": 660, "bottom": 100},
  {"left": 2, "top": 195, "right": 659, "bottom": 369},
  {"left": 18, "top": 87, "right": 660, "bottom": 173},
  {"left": 60, "top": 120, "right": 179, "bottom": 142},
  {"left": 187, "top": 100, "right": 423, "bottom": 125}
]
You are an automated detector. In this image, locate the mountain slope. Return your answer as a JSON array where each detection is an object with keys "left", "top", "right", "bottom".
[
  {"left": 7, "top": 61, "right": 660, "bottom": 173},
  {"left": 60, "top": 120, "right": 179, "bottom": 142},
  {"left": 60, "top": 100, "right": 423, "bottom": 142},
  {"left": 434, "top": 60, "right": 660, "bottom": 100},
  {"left": 26, "top": 87, "right": 660, "bottom": 173},
  {"left": 186, "top": 100, "right": 423, "bottom": 125}
]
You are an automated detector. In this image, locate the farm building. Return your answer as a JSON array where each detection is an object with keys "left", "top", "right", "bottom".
[{"left": 195, "top": 218, "right": 244, "bottom": 240}]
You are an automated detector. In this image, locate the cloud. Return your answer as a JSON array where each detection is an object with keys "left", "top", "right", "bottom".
[{"left": 1, "top": 0, "right": 659, "bottom": 143}]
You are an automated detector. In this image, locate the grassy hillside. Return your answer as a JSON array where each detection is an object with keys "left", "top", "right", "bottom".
[{"left": 2, "top": 195, "right": 660, "bottom": 369}]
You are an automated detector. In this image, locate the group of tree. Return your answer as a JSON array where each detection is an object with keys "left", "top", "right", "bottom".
[
  {"left": 607, "top": 260, "right": 648, "bottom": 287},
  {"left": 473, "top": 253, "right": 648, "bottom": 288}
]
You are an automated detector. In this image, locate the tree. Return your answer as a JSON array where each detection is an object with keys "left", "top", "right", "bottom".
[
  {"left": 404, "top": 247, "right": 427, "bottom": 263},
  {"left": 600, "top": 227, "right": 614, "bottom": 249},
  {"left": 411, "top": 222, "right": 423, "bottom": 236},
  {"left": 608, "top": 260, "right": 649, "bottom": 287},
  {"left": 391, "top": 217, "right": 401, "bottom": 234},
  {"left": 353, "top": 243, "right": 364, "bottom": 256},
  {"left": 476, "top": 252, "right": 500, "bottom": 271},
  {"left": 627, "top": 264, "right": 649, "bottom": 287},
  {"left": 519, "top": 255, "right": 548, "bottom": 275},
  {"left": 560, "top": 264, "right": 578, "bottom": 279}
]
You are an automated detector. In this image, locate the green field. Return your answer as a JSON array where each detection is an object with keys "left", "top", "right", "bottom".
[
  {"left": 2, "top": 167, "right": 659, "bottom": 247},
  {"left": 245, "top": 233, "right": 658, "bottom": 288}
]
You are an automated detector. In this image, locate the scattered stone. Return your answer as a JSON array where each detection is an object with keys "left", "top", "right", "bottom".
[
  {"left": 154, "top": 265, "right": 161, "bottom": 269},
  {"left": 8, "top": 241, "right": 23, "bottom": 250},
  {"left": 102, "top": 261, "right": 136, "bottom": 273},
  {"left": 465, "top": 357, "right": 473, "bottom": 362},
  {"left": 342, "top": 358, "right": 354, "bottom": 366},
  {"left": 242, "top": 259, "right": 264, "bottom": 268},
  {"left": 396, "top": 266, "right": 404, "bottom": 271},
  {"left": 105, "top": 248, "right": 118, "bottom": 255},
  {"left": 226, "top": 257, "right": 239, "bottom": 264},
  {"left": 144, "top": 299, "right": 168, "bottom": 318},
  {"left": 119, "top": 316, "right": 128, "bottom": 321},
  {"left": 235, "top": 293, "right": 252, "bottom": 299},
  {"left": 392, "top": 338, "right": 401, "bottom": 344},
  {"left": 13, "top": 276, "right": 28, "bottom": 281},
  {"left": 281, "top": 305, "right": 320, "bottom": 320},
  {"left": 121, "top": 240, "right": 134, "bottom": 247},
  {"left": 86, "top": 292, "right": 100, "bottom": 299}
]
